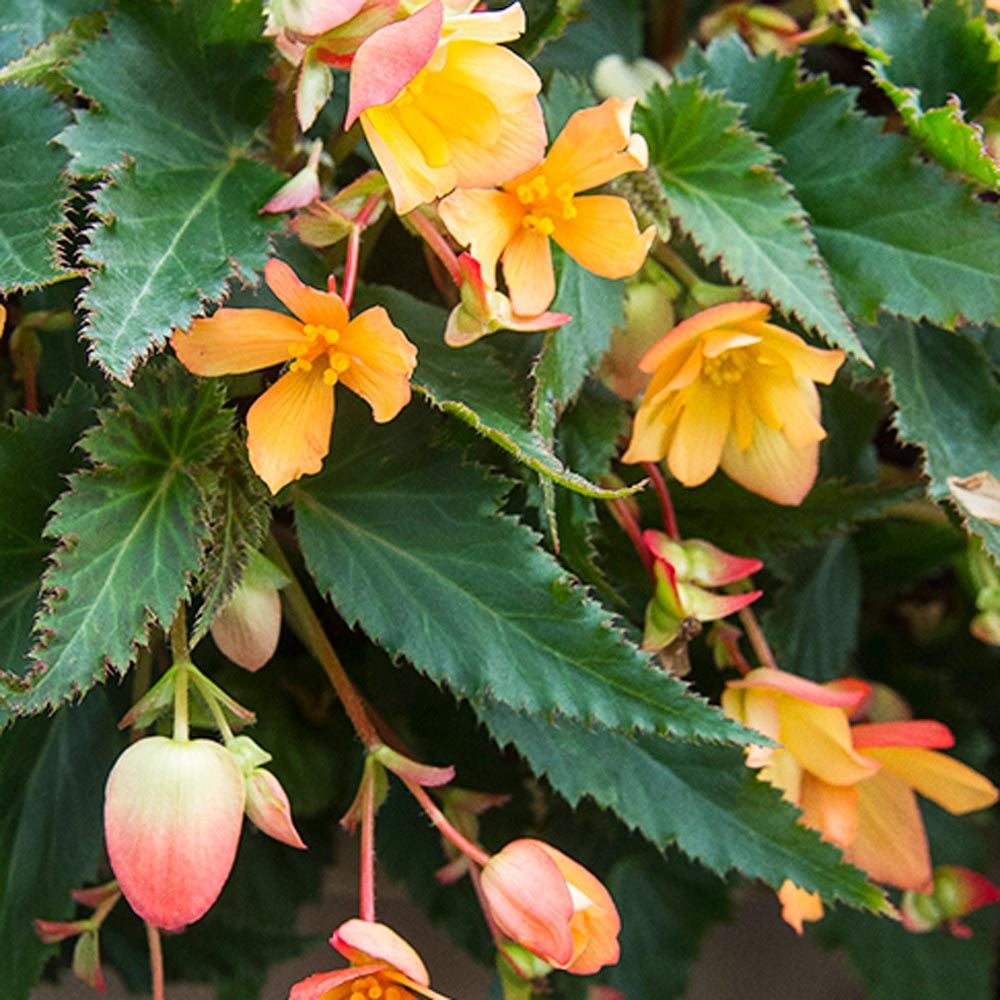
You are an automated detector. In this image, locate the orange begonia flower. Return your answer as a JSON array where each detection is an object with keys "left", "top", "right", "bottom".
[
  {"left": 172, "top": 259, "right": 417, "bottom": 495},
  {"left": 439, "top": 97, "right": 654, "bottom": 316},
  {"left": 480, "top": 838, "right": 621, "bottom": 976},
  {"left": 622, "top": 301, "right": 845, "bottom": 506},
  {"left": 289, "top": 918, "right": 450, "bottom": 999},
  {"left": 346, "top": 1, "right": 546, "bottom": 215}
]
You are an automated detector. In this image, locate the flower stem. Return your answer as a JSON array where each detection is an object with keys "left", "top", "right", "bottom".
[
  {"left": 359, "top": 767, "right": 377, "bottom": 922},
  {"left": 738, "top": 605, "right": 779, "bottom": 672},
  {"left": 145, "top": 921, "right": 165, "bottom": 1000},
  {"left": 170, "top": 607, "right": 190, "bottom": 742},
  {"left": 642, "top": 461, "right": 680, "bottom": 540},
  {"left": 341, "top": 225, "right": 361, "bottom": 311},
  {"left": 607, "top": 497, "right": 655, "bottom": 579},
  {"left": 402, "top": 778, "right": 491, "bottom": 868},
  {"left": 407, "top": 210, "right": 463, "bottom": 286},
  {"left": 264, "top": 535, "right": 382, "bottom": 750},
  {"left": 652, "top": 242, "right": 702, "bottom": 290}
]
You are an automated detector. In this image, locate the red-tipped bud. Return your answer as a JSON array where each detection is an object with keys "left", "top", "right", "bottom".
[
  {"left": 971, "top": 610, "right": 1000, "bottom": 646},
  {"left": 481, "top": 839, "right": 621, "bottom": 976},
  {"left": 73, "top": 930, "right": 105, "bottom": 992},
  {"left": 373, "top": 744, "right": 456, "bottom": 787},
  {"left": 643, "top": 531, "right": 762, "bottom": 586},
  {"left": 34, "top": 918, "right": 88, "bottom": 944},
  {"left": 261, "top": 140, "right": 323, "bottom": 215},
  {"left": 104, "top": 736, "right": 246, "bottom": 930},
  {"left": 901, "top": 866, "right": 1000, "bottom": 936},
  {"left": 245, "top": 768, "right": 307, "bottom": 850}
]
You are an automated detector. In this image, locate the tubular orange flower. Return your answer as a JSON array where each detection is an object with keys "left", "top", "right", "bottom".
[
  {"left": 622, "top": 301, "right": 845, "bottom": 506},
  {"left": 172, "top": 259, "right": 417, "bottom": 495},
  {"left": 439, "top": 97, "right": 654, "bottom": 316},
  {"left": 346, "top": 1, "right": 546, "bottom": 214},
  {"left": 480, "top": 839, "right": 621, "bottom": 976},
  {"left": 289, "top": 918, "right": 450, "bottom": 999}
]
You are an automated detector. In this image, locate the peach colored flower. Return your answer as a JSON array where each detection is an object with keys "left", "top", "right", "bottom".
[
  {"left": 346, "top": 1, "right": 546, "bottom": 214},
  {"left": 622, "top": 301, "right": 845, "bottom": 506},
  {"left": 480, "top": 839, "right": 620, "bottom": 976},
  {"left": 172, "top": 259, "right": 417, "bottom": 495},
  {"left": 439, "top": 97, "right": 654, "bottom": 316},
  {"left": 289, "top": 918, "right": 450, "bottom": 999}
]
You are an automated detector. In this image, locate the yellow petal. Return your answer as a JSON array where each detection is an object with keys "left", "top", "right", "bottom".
[
  {"left": 758, "top": 376, "right": 827, "bottom": 449},
  {"left": 438, "top": 188, "right": 524, "bottom": 280},
  {"left": 553, "top": 195, "right": 653, "bottom": 280},
  {"left": 171, "top": 309, "right": 301, "bottom": 376},
  {"left": 246, "top": 368, "right": 334, "bottom": 495},
  {"left": 264, "top": 259, "right": 349, "bottom": 330},
  {"left": 848, "top": 770, "right": 932, "bottom": 892},
  {"left": 720, "top": 416, "right": 819, "bottom": 506},
  {"left": 666, "top": 379, "right": 731, "bottom": 487},
  {"left": 863, "top": 747, "right": 999, "bottom": 816},
  {"left": 542, "top": 98, "right": 648, "bottom": 193},
  {"left": 502, "top": 228, "right": 555, "bottom": 315},
  {"left": 799, "top": 774, "right": 858, "bottom": 848},
  {"left": 620, "top": 393, "right": 674, "bottom": 464},
  {"left": 753, "top": 321, "right": 846, "bottom": 384},
  {"left": 339, "top": 306, "right": 418, "bottom": 423},
  {"left": 778, "top": 880, "right": 824, "bottom": 935},
  {"left": 778, "top": 697, "right": 880, "bottom": 787}
]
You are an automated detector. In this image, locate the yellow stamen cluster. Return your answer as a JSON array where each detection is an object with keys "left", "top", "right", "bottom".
[
  {"left": 702, "top": 349, "right": 753, "bottom": 386},
  {"left": 338, "top": 975, "right": 413, "bottom": 1000},
  {"left": 516, "top": 173, "right": 578, "bottom": 235},
  {"left": 287, "top": 323, "right": 352, "bottom": 385}
]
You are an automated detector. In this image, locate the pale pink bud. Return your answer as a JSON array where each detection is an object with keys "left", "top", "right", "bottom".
[
  {"left": 72, "top": 930, "right": 105, "bottom": 992},
  {"left": 245, "top": 768, "right": 307, "bottom": 850},
  {"left": 481, "top": 839, "right": 621, "bottom": 976},
  {"left": 261, "top": 140, "right": 323, "bottom": 214},
  {"left": 104, "top": 737, "right": 246, "bottom": 931}
]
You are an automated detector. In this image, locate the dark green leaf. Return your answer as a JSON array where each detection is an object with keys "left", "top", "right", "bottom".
[
  {"left": 535, "top": 0, "right": 643, "bottom": 73},
  {"left": 0, "top": 84, "right": 72, "bottom": 289},
  {"left": 678, "top": 38, "right": 1000, "bottom": 328},
  {"left": 60, "top": 0, "right": 284, "bottom": 379},
  {"left": 858, "top": 316, "right": 1000, "bottom": 561},
  {"left": 0, "top": 0, "right": 101, "bottom": 63},
  {"left": 476, "top": 702, "right": 889, "bottom": 911},
  {"left": 639, "top": 80, "right": 862, "bottom": 357},
  {"left": 0, "top": 693, "right": 120, "bottom": 1000},
  {"left": 515, "top": 0, "right": 586, "bottom": 60},
  {"left": 6, "top": 363, "right": 232, "bottom": 716},
  {"left": 294, "top": 399, "right": 752, "bottom": 743}
]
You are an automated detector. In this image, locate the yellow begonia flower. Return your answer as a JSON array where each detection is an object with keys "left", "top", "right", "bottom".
[
  {"left": 172, "top": 260, "right": 417, "bottom": 495},
  {"left": 622, "top": 301, "right": 845, "bottom": 506},
  {"left": 439, "top": 97, "right": 654, "bottom": 316},
  {"left": 345, "top": 1, "right": 546, "bottom": 215}
]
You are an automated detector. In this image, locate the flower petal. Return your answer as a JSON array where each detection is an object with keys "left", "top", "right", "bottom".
[
  {"left": 339, "top": 305, "right": 417, "bottom": 422},
  {"left": 172, "top": 309, "right": 301, "bottom": 376},
  {"left": 246, "top": 367, "right": 334, "bottom": 494},
  {"left": 438, "top": 188, "right": 524, "bottom": 280},
  {"left": 289, "top": 965, "right": 387, "bottom": 1000},
  {"left": 554, "top": 195, "right": 653, "bottom": 280},
  {"left": 666, "top": 378, "right": 731, "bottom": 487},
  {"left": 720, "top": 415, "right": 820, "bottom": 506},
  {"left": 332, "top": 919, "right": 430, "bottom": 985},
  {"left": 502, "top": 227, "right": 555, "bottom": 315},
  {"left": 443, "top": 1, "right": 525, "bottom": 43},
  {"left": 862, "top": 747, "right": 999, "bottom": 815},
  {"left": 729, "top": 668, "right": 870, "bottom": 710},
  {"left": 754, "top": 321, "right": 846, "bottom": 384},
  {"left": 264, "top": 259, "right": 349, "bottom": 329},
  {"left": 852, "top": 721, "right": 955, "bottom": 750},
  {"left": 777, "top": 880, "right": 824, "bottom": 935},
  {"left": 799, "top": 773, "right": 858, "bottom": 848},
  {"left": 542, "top": 97, "right": 648, "bottom": 193}
]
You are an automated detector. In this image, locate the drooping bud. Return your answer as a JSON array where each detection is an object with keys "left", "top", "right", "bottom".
[
  {"left": 261, "top": 140, "right": 324, "bottom": 214},
  {"left": 210, "top": 551, "right": 288, "bottom": 672},
  {"left": 644, "top": 531, "right": 762, "bottom": 587},
  {"left": 592, "top": 54, "right": 670, "bottom": 103},
  {"left": 901, "top": 865, "right": 1000, "bottom": 937},
  {"left": 104, "top": 736, "right": 246, "bottom": 931},
  {"left": 481, "top": 839, "right": 621, "bottom": 976}
]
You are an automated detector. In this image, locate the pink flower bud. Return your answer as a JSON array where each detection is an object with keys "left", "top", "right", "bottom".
[
  {"left": 72, "top": 930, "right": 105, "bottom": 992},
  {"left": 481, "top": 839, "right": 621, "bottom": 976},
  {"left": 104, "top": 737, "right": 246, "bottom": 930},
  {"left": 245, "top": 768, "right": 307, "bottom": 850}
]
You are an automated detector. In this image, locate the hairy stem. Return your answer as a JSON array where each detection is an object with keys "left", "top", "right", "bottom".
[
  {"left": 145, "top": 922, "right": 165, "bottom": 1000},
  {"left": 403, "top": 779, "right": 491, "bottom": 868},
  {"left": 642, "top": 461, "right": 680, "bottom": 539},
  {"left": 738, "top": 605, "right": 779, "bottom": 672}
]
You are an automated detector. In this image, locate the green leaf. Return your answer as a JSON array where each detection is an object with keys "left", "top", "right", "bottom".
[
  {"left": 0, "top": 694, "right": 120, "bottom": 1000},
  {"left": 60, "top": 0, "right": 285, "bottom": 380},
  {"left": 763, "top": 536, "right": 863, "bottom": 682},
  {"left": 672, "top": 476, "right": 920, "bottom": 561},
  {"left": 678, "top": 37, "right": 1000, "bottom": 328},
  {"left": 476, "top": 702, "right": 889, "bottom": 912},
  {"left": 0, "top": 84, "right": 72, "bottom": 290},
  {"left": 0, "top": 12, "right": 104, "bottom": 91},
  {"left": 534, "top": 0, "right": 643, "bottom": 74},
  {"left": 857, "top": 316, "right": 1000, "bottom": 561},
  {"left": 0, "top": 0, "right": 101, "bottom": 64},
  {"left": 515, "top": 0, "right": 586, "bottom": 59},
  {"left": 294, "top": 398, "right": 752, "bottom": 743},
  {"left": 638, "top": 80, "right": 862, "bottom": 358},
  {"left": 607, "top": 851, "right": 731, "bottom": 1000},
  {"left": 5, "top": 363, "right": 232, "bottom": 717},
  {"left": 0, "top": 383, "right": 96, "bottom": 720},
  {"left": 356, "top": 285, "right": 636, "bottom": 500}
]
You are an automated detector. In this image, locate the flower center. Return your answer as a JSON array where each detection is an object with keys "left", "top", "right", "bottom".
[
  {"left": 288, "top": 323, "right": 352, "bottom": 386},
  {"left": 701, "top": 349, "right": 751, "bottom": 386},
  {"left": 515, "top": 174, "right": 578, "bottom": 236},
  {"left": 336, "top": 974, "right": 414, "bottom": 1000}
]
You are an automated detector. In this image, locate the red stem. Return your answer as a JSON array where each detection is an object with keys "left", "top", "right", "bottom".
[
  {"left": 408, "top": 210, "right": 463, "bottom": 286},
  {"left": 342, "top": 225, "right": 361, "bottom": 311},
  {"left": 403, "top": 779, "right": 491, "bottom": 868},
  {"left": 608, "top": 497, "right": 655, "bottom": 579},
  {"left": 642, "top": 461, "right": 679, "bottom": 539},
  {"left": 359, "top": 772, "right": 377, "bottom": 922},
  {"left": 145, "top": 922, "right": 165, "bottom": 1000},
  {"left": 738, "top": 605, "right": 779, "bottom": 671}
]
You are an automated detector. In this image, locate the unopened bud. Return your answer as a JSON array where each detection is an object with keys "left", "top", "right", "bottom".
[
  {"left": 592, "top": 54, "right": 670, "bottom": 103},
  {"left": 603, "top": 280, "right": 676, "bottom": 399},
  {"left": 245, "top": 768, "right": 307, "bottom": 849}
]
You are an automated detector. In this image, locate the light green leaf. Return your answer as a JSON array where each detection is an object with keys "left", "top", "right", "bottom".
[
  {"left": 356, "top": 285, "right": 636, "bottom": 500},
  {"left": 678, "top": 37, "right": 1000, "bottom": 328},
  {"left": 0, "top": 84, "right": 73, "bottom": 290},
  {"left": 477, "top": 702, "right": 889, "bottom": 912},
  {"left": 60, "top": 0, "right": 284, "bottom": 380},
  {"left": 639, "top": 80, "right": 863, "bottom": 357},
  {"left": 0, "top": 694, "right": 120, "bottom": 1000},
  {"left": 6, "top": 363, "right": 232, "bottom": 717},
  {"left": 294, "top": 398, "right": 753, "bottom": 743},
  {"left": 858, "top": 316, "right": 1000, "bottom": 561}
]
